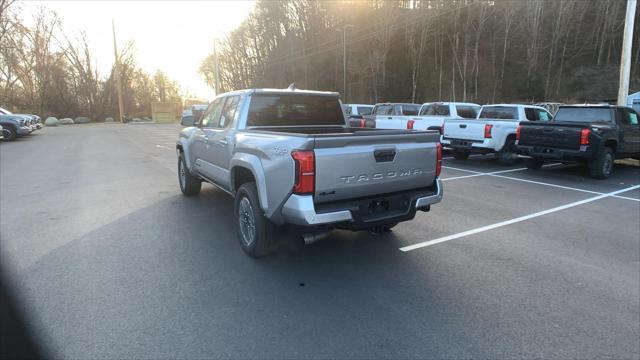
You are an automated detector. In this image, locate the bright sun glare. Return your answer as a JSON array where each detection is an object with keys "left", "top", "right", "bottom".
[{"left": 21, "top": 0, "right": 256, "bottom": 100}]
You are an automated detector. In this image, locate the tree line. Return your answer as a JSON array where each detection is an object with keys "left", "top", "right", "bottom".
[
  {"left": 200, "top": 0, "right": 640, "bottom": 105},
  {"left": 0, "top": 0, "right": 181, "bottom": 120}
]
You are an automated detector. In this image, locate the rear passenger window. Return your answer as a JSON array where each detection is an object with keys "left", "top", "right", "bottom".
[
  {"left": 219, "top": 96, "right": 240, "bottom": 128},
  {"left": 422, "top": 104, "right": 450, "bottom": 116},
  {"left": 626, "top": 109, "right": 638, "bottom": 125},
  {"left": 456, "top": 105, "right": 478, "bottom": 119},
  {"left": 479, "top": 106, "right": 518, "bottom": 119},
  {"left": 524, "top": 108, "right": 538, "bottom": 121},
  {"left": 374, "top": 105, "right": 391, "bottom": 115},
  {"left": 401, "top": 105, "right": 419, "bottom": 116},
  {"left": 357, "top": 106, "right": 372, "bottom": 115},
  {"left": 537, "top": 109, "right": 551, "bottom": 121}
]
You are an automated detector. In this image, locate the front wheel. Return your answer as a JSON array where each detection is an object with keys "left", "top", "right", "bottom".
[
  {"left": 2, "top": 125, "right": 16, "bottom": 141},
  {"left": 178, "top": 154, "right": 201, "bottom": 196},
  {"left": 496, "top": 139, "right": 518, "bottom": 166},
  {"left": 234, "top": 182, "right": 277, "bottom": 258},
  {"left": 588, "top": 147, "right": 615, "bottom": 179}
]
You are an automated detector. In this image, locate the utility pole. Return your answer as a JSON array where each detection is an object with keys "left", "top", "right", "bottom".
[
  {"left": 343, "top": 24, "right": 354, "bottom": 103},
  {"left": 112, "top": 19, "right": 125, "bottom": 123},
  {"left": 213, "top": 39, "right": 220, "bottom": 96},
  {"left": 618, "top": 0, "right": 637, "bottom": 106}
]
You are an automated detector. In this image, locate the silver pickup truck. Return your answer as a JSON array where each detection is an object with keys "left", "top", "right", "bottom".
[{"left": 176, "top": 88, "right": 443, "bottom": 257}]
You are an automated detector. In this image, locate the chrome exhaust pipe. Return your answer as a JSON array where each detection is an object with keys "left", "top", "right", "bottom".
[{"left": 301, "top": 231, "right": 329, "bottom": 246}]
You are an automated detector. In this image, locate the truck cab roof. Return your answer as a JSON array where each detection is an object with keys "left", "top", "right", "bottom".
[{"left": 483, "top": 103, "right": 548, "bottom": 111}]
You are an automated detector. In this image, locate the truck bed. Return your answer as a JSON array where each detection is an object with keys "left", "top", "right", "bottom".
[{"left": 245, "top": 126, "right": 432, "bottom": 137}]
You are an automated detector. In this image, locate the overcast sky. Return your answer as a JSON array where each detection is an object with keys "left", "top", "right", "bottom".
[{"left": 21, "top": 0, "right": 256, "bottom": 100}]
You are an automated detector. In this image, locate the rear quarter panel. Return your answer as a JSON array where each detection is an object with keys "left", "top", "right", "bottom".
[{"left": 231, "top": 131, "right": 312, "bottom": 224}]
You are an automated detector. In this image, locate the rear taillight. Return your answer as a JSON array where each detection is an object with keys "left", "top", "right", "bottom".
[
  {"left": 580, "top": 128, "right": 591, "bottom": 145},
  {"left": 407, "top": 119, "right": 415, "bottom": 130},
  {"left": 292, "top": 150, "right": 315, "bottom": 195},
  {"left": 484, "top": 124, "right": 493, "bottom": 138},
  {"left": 516, "top": 125, "right": 521, "bottom": 141},
  {"left": 359, "top": 119, "right": 365, "bottom": 128},
  {"left": 440, "top": 122, "right": 445, "bottom": 135},
  {"left": 436, "top": 142, "right": 442, "bottom": 177}
]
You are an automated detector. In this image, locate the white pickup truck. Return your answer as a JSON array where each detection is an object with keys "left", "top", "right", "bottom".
[
  {"left": 368, "top": 103, "right": 421, "bottom": 129},
  {"left": 441, "top": 104, "right": 552, "bottom": 165},
  {"left": 406, "top": 102, "right": 481, "bottom": 132}
]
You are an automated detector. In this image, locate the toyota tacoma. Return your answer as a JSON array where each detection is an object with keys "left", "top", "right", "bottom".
[{"left": 176, "top": 87, "right": 443, "bottom": 257}]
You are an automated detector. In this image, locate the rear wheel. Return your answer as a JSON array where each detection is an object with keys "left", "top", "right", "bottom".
[
  {"left": 178, "top": 153, "right": 201, "bottom": 196},
  {"left": 452, "top": 150, "right": 470, "bottom": 160},
  {"left": 588, "top": 147, "right": 614, "bottom": 179},
  {"left": 234, "top": 182, "right": 277, "bottom": 258},
  {"left": 525, "top": 158, "right": 544, "bottom": 170},
  {"left": 496, "top": 139, "right": 518, "bottom": 166}
]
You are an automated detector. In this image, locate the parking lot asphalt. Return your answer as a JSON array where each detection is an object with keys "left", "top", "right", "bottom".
[{"left": 1, "top": 124, "right": 639, "bottom": 358}]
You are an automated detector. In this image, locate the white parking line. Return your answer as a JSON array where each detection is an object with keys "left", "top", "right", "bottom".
[
  {"left": 400, "top": 185, "right": 640, "bottom": 252},
  {"left": 155, "top": 144, "right": 172, "bottom": 150},
  {"left": 442, "top": 166, "right": 527, "bottom": 181},
  {"left": 491, "top": 174, "right": 640, "bottom": 202},
  {"left": 441, "top": 164, "right": 639, "bottom": 202}
]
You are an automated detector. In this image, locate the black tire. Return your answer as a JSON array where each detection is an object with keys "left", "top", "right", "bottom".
[
  {"left": 2, "top": 125, "right": 16, "bottom": 141},
  {"left": 452, "top": 150, "right": 470, "bottom": 160},
  {"left": 588, "top": 147, "right": 615, "bottom": 179},
  {"left": 525, "top": 158, "right": 544, "bottom": 170},
  {"left": 234, "top": 182, "right": 277, "bottom": 258},
  {"left": 178, "top": 153, "right": 201, "bottom": 196},
  {"left": 496, "top": 139, "right": 518, "bottom": 166}
]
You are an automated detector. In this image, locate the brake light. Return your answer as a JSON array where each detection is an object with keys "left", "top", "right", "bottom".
[
  {"left": 516, "top": 125, "right": 521, "bottom": 141},
  {"left": 359, "top": 119, "right": 365, "bottom": 128},
  {"left": 580, "top": 128, "right": 591, "bottom": 145},
  {"left": 407, "top": 119, "right": 415, "bottom": 130},
  {"left": 484, "top": 124, "right": 493, "bottom": 138},
  {"left": 435, "top": 142, "right": 442, "bottom": 177},
  {"left": 292, "top": 150, "right": 315, "bottom": 195}
]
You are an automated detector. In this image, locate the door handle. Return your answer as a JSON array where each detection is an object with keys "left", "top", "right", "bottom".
[
  {"left": 387, "top": 117, "right": 392, "bottom": 120},
  {"left": 218, "top": 139, "right": 228, "bottom": 146}
]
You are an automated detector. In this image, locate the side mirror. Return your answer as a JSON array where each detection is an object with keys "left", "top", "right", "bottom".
[{"left": 180, "top": 115, "right": 195, "bottom": 127}]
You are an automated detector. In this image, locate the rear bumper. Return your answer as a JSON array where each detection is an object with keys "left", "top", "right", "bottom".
[
  {"left": 441, "top": 138, "right": 495, "bottom": 153},
  {"left": 516, "top": 144, "right": 595, "bottom": 161},
  {"left": 281, "top": 179, "right": 443, "bottom": 228}
]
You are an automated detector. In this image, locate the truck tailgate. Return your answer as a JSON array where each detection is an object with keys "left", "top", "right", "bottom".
[
  {"left": 374, "top": 116, "right": 411, "bottom": 129},
  {"left": 519, "top": 124, "right": 582, "bottom": 150},
  {"left": 443, "top": 119, "right": 485, "bottom": 141},
  {"left": 313, "top": 131, "right": 439, "bottom": 203}
]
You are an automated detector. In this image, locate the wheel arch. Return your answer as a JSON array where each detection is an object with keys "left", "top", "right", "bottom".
[
  {"left": 176, "top": 139, "right": 194, "bottom": 172},
  {"left": 230, "top": 154, "right": 268, "bottom": 212},
  {"left": 603, "top": 139, "right": 617, "bottom": 152}
]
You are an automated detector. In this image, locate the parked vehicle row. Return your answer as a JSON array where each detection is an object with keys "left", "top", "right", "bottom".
[
  {"left": 178, "top": 87, "right": 443, "bottom": 258},
  {"left": 0, "top": 106, "right": 41, "bottom": 141},
  {"left": 346, "top": 100, "right": 639, "bottom": 179},
  {"left": 442, "top": 104, "right": 552, "bottom": 165}
]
